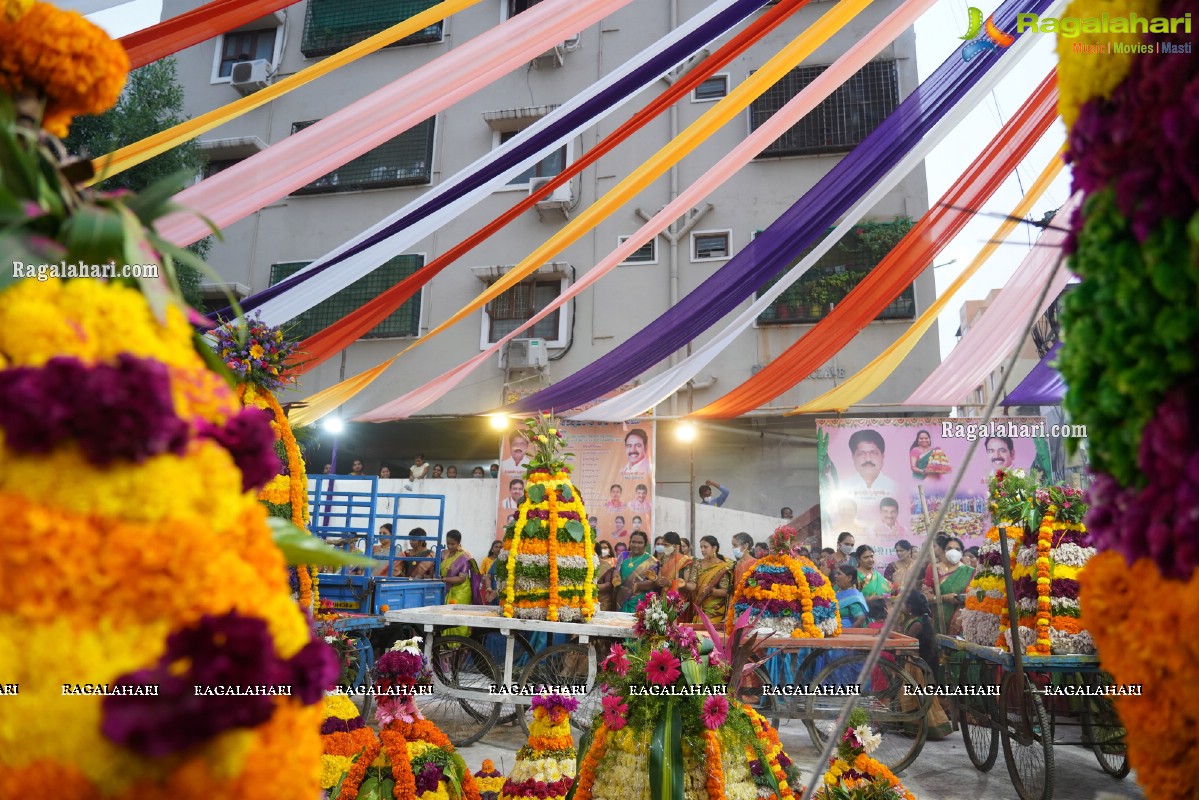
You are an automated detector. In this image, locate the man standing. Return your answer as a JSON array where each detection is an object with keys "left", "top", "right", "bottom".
[{"left": 698, "top": 479, "right": 730, "bottom": 507}]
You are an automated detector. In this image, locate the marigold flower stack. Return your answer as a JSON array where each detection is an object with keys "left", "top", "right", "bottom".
[
  {"left": 1054, "top": 0, "right": 1199, "bottom": 796},
  {"left": 497, "top": 415, "right": 596, "bottom": 622},
  {"left": 498, "top": 694, "right": 578, "bottom": 800},
  {"left": 727, "top": 526, "right": 841, "bottom": 639}
]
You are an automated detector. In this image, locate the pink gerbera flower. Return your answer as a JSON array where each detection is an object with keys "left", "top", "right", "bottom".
[
  {"left": 701, "top": 695, "right": 729, "bottom": 730},
  {"left": 601, "top": 695, "right": 628, "bottom": 730},
  {"left": 645, "top": 648, "right": 681, "bottom": 686},
  {"left": 601, "top": 643, "right": 630, "bottom": 676}
]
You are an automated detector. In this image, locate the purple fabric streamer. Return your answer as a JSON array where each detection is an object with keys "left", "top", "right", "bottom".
[
  {"left": 508, "top": 0, "right": 1054, "bottom": 415},
  {"left": 210, "top": 0, "right": 774, "bottom": 322},
  {"left": 1003, "top": 341, "right": 1065, "bottom": 406}
]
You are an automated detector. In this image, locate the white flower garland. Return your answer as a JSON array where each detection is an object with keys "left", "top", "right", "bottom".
[{"left": 1050, "top": 543, "right": 1096, "bottom": 567}]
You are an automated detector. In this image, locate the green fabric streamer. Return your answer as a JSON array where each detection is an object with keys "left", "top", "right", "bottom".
[{"left": 649, "top": 700, "right": 684, "bottom": 800}]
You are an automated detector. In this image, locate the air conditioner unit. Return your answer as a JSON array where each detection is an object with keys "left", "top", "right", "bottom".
[
  {"left": 230, "top": 59, "right": 271, "bottom": 95},
  {"left": 501, "top": 338, "right": 549, "bottom": 370},
  {"left": 529, "top": 176, "right": 573, "bottom": 219},
  {"left": 532, "top": 43, "right": 565, "bottom": 68}
]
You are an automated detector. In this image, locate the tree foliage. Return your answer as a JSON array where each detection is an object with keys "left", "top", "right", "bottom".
[{"left": 64, "top": 58, "right": 210, "bottom": 307}]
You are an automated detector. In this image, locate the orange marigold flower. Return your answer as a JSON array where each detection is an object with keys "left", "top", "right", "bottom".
[{"left": 0, "top": 2, "right": 129, "bottom": 136}]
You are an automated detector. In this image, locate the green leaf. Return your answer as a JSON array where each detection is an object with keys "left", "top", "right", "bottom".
[
  {"left": 123, "top": 168, "right": 192, "bottom": 225},
  {"left": 560, "top": 483, "right": 573, "bottom": 501},
  {"left": 522, "top": 518, "right": 542, "bottom": 538},
  {"left": 564, "top": 519, "right": 584, "bottom": 542},
  {"left": 649, "top": 699, "right": 684, "bottom": 800},
  {"left": 60, "top": 205, "right": 124, "bottom": 264},
  {"left": 268, "top": 517, "right": 376, "bottom": 567},
  {"left": 526, "top": 484, "right": 546, "bottom": 504},
  {"left": 680, "top": 659, "right": 705, "bottom": 686}
]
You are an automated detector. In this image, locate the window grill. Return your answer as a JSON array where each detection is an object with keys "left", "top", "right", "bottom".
[
  {"left": 750, "top": 60, "right": 899, "bottom": 158},
  {"left": 291, "top": 118, "right": 434, "bottom": 194},
  {"left": 756, "top": 220, "right": 915, "bottom": 325},
  {"left": 487, "top": 279, "right": 561, "bottom": 342},
  {"left": 619, "top": 236, "right": 656, "bottom": 263},
  {"left": 301, "top": 0, "right": 443, "bottom": 58},
  {"left": 269, "top": 255, "right": 424, "bottom": 340}
]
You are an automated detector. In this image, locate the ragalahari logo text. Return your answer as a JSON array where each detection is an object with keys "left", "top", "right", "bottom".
[{"left": 960, "top": 7, "right": 1016, "bottom": 61}]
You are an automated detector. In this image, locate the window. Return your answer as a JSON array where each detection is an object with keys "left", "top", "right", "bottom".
[
  {"left": 693, "top": 74, "right": 729, "bottom": 102},
  {"left": 498, "top": 130, "right": 567, "bottom": 186},
  {"left": 484, "top": 278, "right": 565, "bottom": 345},
  {"left": 691, "top": 230, "right": 731, "bottom": 261},
  {"left": 750, "top": 60, "right": 899, "bottom": 158},
  {"left": 291, "top": 117, "right": 434, "bottom": 194},
  {"left": 203, "top": 158, "right": 242, "bottom": 179},
  {"left": 618, "top": 235, "right": 657, "bottom": 265},
  {"left": 301, "top": 0, "right": 443, "bottom": 58},
  {"left": 217, "top": 29, "right": 277, "bottom": 78},
  {"left": 269, "top": 255, "right": 424, "bottom": 340},
  {"left": 755, "top": 219, "right": 915, "bottom": 325},
  {"left": 506, "top": 0, "right": 546, "bottom": 18}
]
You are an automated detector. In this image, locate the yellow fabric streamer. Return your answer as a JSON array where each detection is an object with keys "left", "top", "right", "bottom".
[
  {"left": 404, "top": 0, "right": 876, "bottom": 353},
  {"left": 87, "top": 0, "right": 483, "bottom": 185},
  {"left": 786, "top": 145, "right": 1065, "bottom": 415},
  {"left": 287, "top": 356, "right": 398, "bottom": 428}
]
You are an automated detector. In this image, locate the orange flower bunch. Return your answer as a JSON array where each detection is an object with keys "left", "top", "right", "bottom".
[
  {"left": 385, "top": 718, "right": 454, "bottom": 751},
  {"left": 741, "top": 703, "right": 798, "bottom": 799},
  {"left": 0, "top": 1, "right": 129, "bottom": 136},
  {"left": 509, "top": 539, "right": 588, "bottom": 558},
  {"left": 378, "top": 729, "right": 418, "bottom": 800},
  {"left": 850, "top": 753, "right": 915, "bottom": 800},
  {"left": 336, "top": 741, "right": 381, "bottom": 800},
  {"left": 1031, "top": 507, "right": 1055, "bottom": 655},
  {"left": 324, "top": 728, "right": 379, "bottom": 759},
  {"left": 702, "top": 730, "right": 726, "bottom": 800},
  {"left": 547, "top": 476, "right": 561, "bottom": 622},
  {"left": 571, "top": 724, "right": 609, "bottom": 800}
]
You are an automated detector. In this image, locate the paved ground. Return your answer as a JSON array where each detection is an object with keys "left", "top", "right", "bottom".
[{"left": 449, "top": 714, "right": 1145, "bottom": 800}]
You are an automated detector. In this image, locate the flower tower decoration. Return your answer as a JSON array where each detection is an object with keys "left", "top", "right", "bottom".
[
  {"left": 498, "top": 414, "right": 596, "bottom": 622},
  {"left": 498, "top": 693, "right": 578, "bottom": 800},
  {"left": 1054, "top": 2, "right": 1199, "bottom": 794},
  {"left": 211, "top": 314, "right": 321, "bottom": 613},
  {"left": 727, "top": 525, "right": 841, "bottom": 638},
  {"left": 960, "top": 470, "right": 1095, "bottom": 655},
  {"left": 813, "top": 709, "right": 916, "bottom": 800},
  {"left": 320, "top": 637, "right": 483, "bottom": 800},
  {"left": 0, "top": 3, "right": 341, "bottom": 794},
  {"left": 474, "top": 760, "right": 505, "bottom": 800},
  {"left": 573, "top": 591, "right": 803, "bottom": 800}
]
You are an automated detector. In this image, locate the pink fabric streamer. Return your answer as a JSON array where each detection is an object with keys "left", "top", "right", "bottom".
[
  {"left": 157, "top": 0, "right": 639, "bottom": 246},
  {"left": 902, "top": 192, "right": 1081, "bottom": 407},
  {"left": 353, "top": 0, "right": 935, "bottom": 422}
]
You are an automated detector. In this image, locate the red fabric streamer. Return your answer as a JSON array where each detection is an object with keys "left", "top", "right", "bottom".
[
  {"left": 120, "top": 0, "right": 301, "bottom": 71},
  {"left": 690, "top": 71, "right": 1059, "bottom": 419},
  {"left": 288, "top": 0, "right": 812, "bottom": 376}
]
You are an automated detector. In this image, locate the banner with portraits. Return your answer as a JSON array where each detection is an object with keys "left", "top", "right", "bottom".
[
  {"left": 815, "top": 417, "right": 1050, "bottom": 559},
  {"left": 495, "top": 421, "right": 655, "bottom": 555}
]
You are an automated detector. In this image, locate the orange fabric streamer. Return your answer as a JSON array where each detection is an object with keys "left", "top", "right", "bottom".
[
  {"left": 287, "top": 0, "right": 812, "bottom": 376},
  {"left": 690, "top": 71, "right": 1059, "bottom": 419},
  {"left": 120, "top": 0, "right": 300, "bottom": 70}
]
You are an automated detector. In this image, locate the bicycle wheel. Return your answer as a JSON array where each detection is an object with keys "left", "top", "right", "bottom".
[
  {"left": 960, "top": 659, "right": 999, "bottom": 772},
  {"left": 734, "top": 666, "right": 780, "bottom": 729},
  {"left": 1001, "top": 672, "right": 1055, "bottom": 800},
  {"left": 1080, "top": 674, "right": 1129, "bottom": 779},
  {"left": 516, "top": 643, "right": 599, "bottom": 734},
  {"left": 415, "top": 635, "right": 501, "bottom": 746},
  {"left": 803, "top": 654, "right": 927, "bottom": 775}
]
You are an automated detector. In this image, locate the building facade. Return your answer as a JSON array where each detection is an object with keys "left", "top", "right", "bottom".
[{"left": 166, "top": 0, "right": 940, "bottom": 518}]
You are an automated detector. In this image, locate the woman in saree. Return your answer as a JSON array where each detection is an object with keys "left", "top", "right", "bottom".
[
  {"left": 855, "top": 545, "right": 892, "bottom": 598},
  {"left": 909, "top": 429, "right": 933, "bottom": 479},
  {"left": 654, "top": 531, "right": 694, "bottom": 602},
  {"left": 440, "top": 529, "right": 473, "bottom": 636},
  {"left": 833, "top": 565, "right": 869, "bottom": 628},
  {"left": 615, "top": 531, "right": 658, "bottom": 613},
  {"left": 684, "top": 535, "right": 733, "bottom": 622},
  {"left": 922, "top": 534, "right": 974, "bottom": 633},
  {"left": 595, "top": 540, "right": 618, "bottom": 611}
]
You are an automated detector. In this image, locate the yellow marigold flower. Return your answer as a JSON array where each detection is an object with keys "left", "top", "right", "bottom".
[
  {"left": 0, "top": 2, "right": 129, "bottom": 136},
  {"left": 2, "top": 0, "right": 32, "bottom": 22},
  {"left": 1056, "top": 0, "right": 1159, "bottom": 128}
]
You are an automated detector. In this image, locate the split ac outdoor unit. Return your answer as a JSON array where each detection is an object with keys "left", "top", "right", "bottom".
[
  {"left": 532, "top": 43, "right": 565, "bottom": 68},
  {"left": 230, "top": 59, "right": 271, "bottom": 95},
  {"left": 501, "top": 338, "right": 549, "bottom": 370},
  {"left": 528, "top": 176, "right": 573, "bottom": 216}
]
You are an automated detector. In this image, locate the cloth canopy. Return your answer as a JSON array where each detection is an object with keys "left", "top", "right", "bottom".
[{"left": 1003, "top": 341, "right": 1066, "bottom": 406}]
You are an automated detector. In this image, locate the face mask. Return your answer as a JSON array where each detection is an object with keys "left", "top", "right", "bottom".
[
  {"left": 654, "top": 545, "right": 665, "bottom": 554},
  {"left": 946, "top": 549, "right": 963, "bottom": 564},
  {"left": 663, "top": 545, "right": 677, "bottom": 555},
  {"left": 840, "top": 544, "right": 855, "bottom": 555},
  {"left": 731, "top": 547, "right": 743, "bottom": 559}
]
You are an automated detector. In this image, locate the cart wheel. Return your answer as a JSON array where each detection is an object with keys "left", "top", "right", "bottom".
[
  {"left": 515, "top": 643, "right": 600, "bottom": 735},
  {"left": 734, "top": 666, "right": 780, "bottom": 729},
  {"left": 803, "top": 654, "right": 927, "bottom": 775},
  {"left": 960, "top": 659, "right": 999, "bottom": 772},
  {"left": 415, "top": 635, "right": 501, "bottom": 747},
  {"left": 1001, "top": 672, "right": 1055, "bottom": 800},
  {"left": 1080, "top": 675, "right": 1129, "bottom": 779},
  {"left": 474, "top": 631, "right": 536, "bottom": 726}
]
